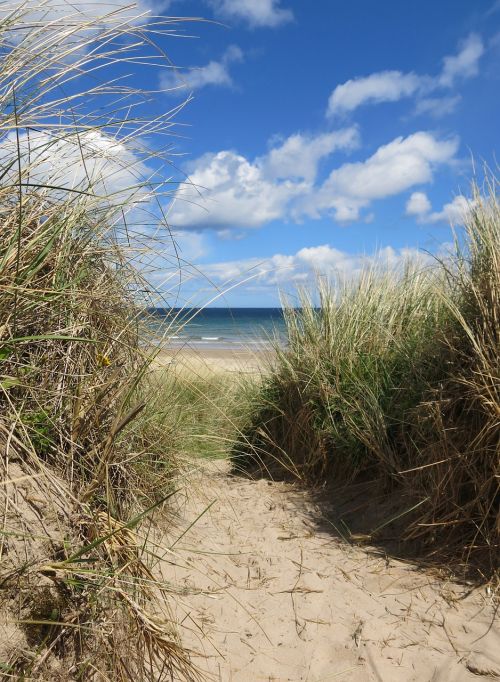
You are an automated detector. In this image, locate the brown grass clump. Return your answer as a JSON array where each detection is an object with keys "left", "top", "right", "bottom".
[
  {"left": 0, "top": 3, "right": 200, "bottom": 678},
  {"left": 236, "top": 179, "right": 499, "bottom": 582}
]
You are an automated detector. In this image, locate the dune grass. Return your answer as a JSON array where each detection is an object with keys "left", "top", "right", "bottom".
[
  {"left": 236, "top": 181, "right": 499, "bottom": 582},
  {"left": 124, "top": 358, "right": 261, "bottom": 476},
  {"left": 0, "top": 4, "right": 202, "bottom": 679}
]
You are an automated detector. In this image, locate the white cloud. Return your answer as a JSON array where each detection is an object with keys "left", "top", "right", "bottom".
[
  {"left": 0, "top": 129, "right": 150, "bottom": 204},
  {"left": 172, "top": 231, "right": 209, "bottom": 261},
  {"left": 327, "top": 71, "right": 421, "bottom": 118},
  {"left": 169, "top": 149, "right": 307, "bottom": 229},
  {"left": 414, "top": 95, "right": 462, "bottom": 118},
  {"left": 438, "top": 33, "right": 484, "bottom": 87},
  {"left": 260, "top": 128, "right": 360, "bottom": 182},
  {"left": 170, "top": 131, "right": 458, "bottom": 230},
  {"left": 405, "top": 192, "right": 472, "bottom": 225},
  {"left": 427, "top": 195, "right": 471, "bottom": 224},
  {"left": 206, "top": 0, "right": 293, "bottom": 27},
  {"left": 199, "top": 243, "right": 433, "bottom": 288},
  {"left": 303, "top": 132, "right": 458, "bottom": 222},
  {"left": 160, "top": 45, "right": 244, "bottom": 93},
  {"left": 406, "top": 191, "right": 432, "bottom": 216},
  {"left": 326, "top": 33, "right": 484, "bottom": 118},
  {"left": 169, "top": 127, "right": 358, "bottom": 229}
]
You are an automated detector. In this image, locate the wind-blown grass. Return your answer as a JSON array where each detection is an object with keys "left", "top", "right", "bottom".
[
  {"left": 236, "top": 180, "right": 499, "bottom": 581},
  {"left": 0, "top": 3, "right": 201, "bottom": 679}
]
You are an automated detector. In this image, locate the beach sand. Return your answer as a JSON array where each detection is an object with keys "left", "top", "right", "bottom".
[
  {"left": 154, "top": 347, "right": 273, "bottom": 373},
  {"left": 160, "top": 460, "right": 499, "bottom": 682}
]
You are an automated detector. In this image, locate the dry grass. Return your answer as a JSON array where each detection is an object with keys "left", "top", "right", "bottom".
[
  {"left": 0, "top": 3, "right": 201, "bottom": 678},
  {"left": 236, "top": 179, "right": 499, "bottom": 583}
]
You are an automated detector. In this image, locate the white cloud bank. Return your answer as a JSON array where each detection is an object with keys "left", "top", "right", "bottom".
[
  {"left": 327, "top": 33, "right": 484, "bottom": 117},
  {"left": 302, "top": 132, "right": 458, "bottom": 222},
  {"left": 169, "top": 127, "right": 361, "bottom": 229},
  {"left": 169, "top": 129, "right": 458, "bottom": 230},
  {"left": 199, "top": 243, "right": 434, "bottom": 289},
  {"left": 405, "top": 191, "right": 471, "bottom": 224},
  {"left": 206, "top": 0, "right": 293, "bottom": 27},
  {"left": 160, "top": 45, "right": 244, "bottom": 93}
]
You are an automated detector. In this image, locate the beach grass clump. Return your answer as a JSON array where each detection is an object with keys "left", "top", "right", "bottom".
[
  {"left": 236, "top": 181, "right": 499, "bottom": 579},
  {"left": 0, "top": 3, "right": 200, "bottom": 678}
]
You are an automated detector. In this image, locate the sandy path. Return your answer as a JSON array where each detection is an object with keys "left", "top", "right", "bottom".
[{"left": 160, "top": 461, "right": 499, "bottom": 682}]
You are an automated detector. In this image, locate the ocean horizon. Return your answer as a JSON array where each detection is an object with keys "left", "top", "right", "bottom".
[{"left": 147, "top": 307, "right": 288, "bottom": 350}]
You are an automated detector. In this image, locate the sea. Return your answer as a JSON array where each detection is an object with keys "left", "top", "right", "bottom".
[{"left": 147, "top": 307, "right": 288, "bottom": 350}]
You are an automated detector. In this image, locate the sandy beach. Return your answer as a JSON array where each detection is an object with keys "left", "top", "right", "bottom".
[
  {"left": 147, "top": 345, "right": 500, "bottom": 682},
  {"left": 154, "top": 347, "right": 274, "bottom": 373}
]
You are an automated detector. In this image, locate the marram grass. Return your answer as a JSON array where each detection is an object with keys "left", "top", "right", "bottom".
[
  {"left": 0, "top": 3, "right": 201, "bottom": 679},
  {"left": 236, "top": 180, "right": 499, "bottom": 582}
]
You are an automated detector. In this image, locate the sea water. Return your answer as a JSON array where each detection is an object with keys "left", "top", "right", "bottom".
[{"left": 147, "top": 307, "right": 287, "bottom": 350}]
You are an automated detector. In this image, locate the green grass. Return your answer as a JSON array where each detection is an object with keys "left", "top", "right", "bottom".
[
  {"left": 126, "top": 360, "right": 260, "bottom": 471},
  {"left": 236, "top": 179, "right": 499, "bottom": 581}
]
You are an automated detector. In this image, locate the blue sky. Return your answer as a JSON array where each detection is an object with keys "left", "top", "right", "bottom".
[
  {"left": 9, "top": 0, "right": 500, "bottom": 306},
  {"left": 149, "top": 0, "right": 500, "bottom": 306}
]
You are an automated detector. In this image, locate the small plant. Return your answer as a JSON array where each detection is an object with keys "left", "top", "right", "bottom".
[{"left": 21, "top": 409, "right": 55, "bottom": 457}]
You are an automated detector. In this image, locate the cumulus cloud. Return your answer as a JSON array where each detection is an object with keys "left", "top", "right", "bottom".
[
  {"left": 169, "top": 149, "right": 307, "bottom": 229},
  {"left": 406, "top": 191, "right": 432, "bottom": 216},
  {"left": 206, "top": 0, "right": 293, "bottom": 27},
  {"left": 168, "top": 127, "right": 359, "bottom": 229},
  {"left": 327, "top": 71, "right": 421, "bottom": 118},
  {"left": 260, "top": 128, "right": 360, "bottom": 182},
  {"left": 405, "top": 191, "right": 472, "bottom": 225},
  {"left": 160, "top": 45, "right": 244, "bottom": 93},
  {"left": 427, "top": 195, "right": 471, "bottom": 224},
  {"left": 301, "top": 132, "right": 458, "bottom": 222},
  {"left": 200, "top": 243, "right": 434, "bottom": 288},
  {"left": 170, "top": 131, "right": 458, "bottom": 230},
  {"left": 0, "top": 129, "right": 150, "bottom": 204},
  {"left": 326, "top": 33, "right": 484, "bottom": 118}
]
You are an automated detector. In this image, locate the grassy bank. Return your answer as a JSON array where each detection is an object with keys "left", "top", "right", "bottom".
[
  {"left": 0, "top": 5, "right": 199, "bottom": 679},
  {"left": 236, "top": 182, "right": 499, "bottom": 582}
]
